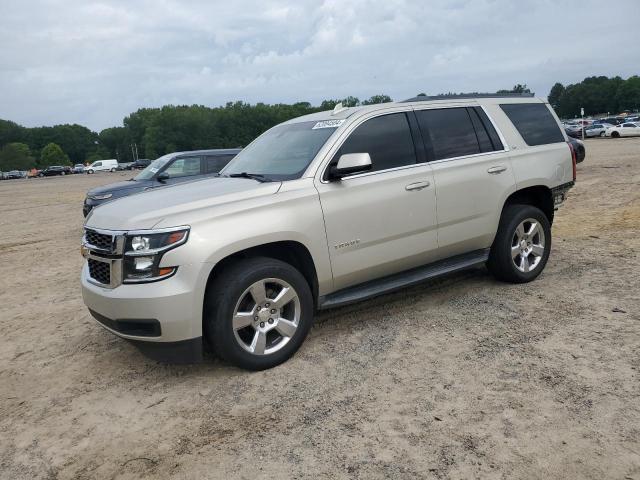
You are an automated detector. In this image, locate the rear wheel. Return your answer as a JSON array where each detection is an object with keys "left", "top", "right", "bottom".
[
  {"left": 599, "top": 131, "right": 605, "bottom": 137},
  {"left": 488, "top": 204, "right": 551, "bottom": 283},
  {"left": 204, "top": 257, "right": 314, "bottom": 370}
]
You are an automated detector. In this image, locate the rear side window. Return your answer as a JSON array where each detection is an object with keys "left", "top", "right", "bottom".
[
  {"left": 415, "top": 108, "right": 480, "bottom": 160},
  {"left": 204, "top": 154, "right": 235, "bottom": 173},
  {"left": 334, "top": 113, "right": 417, "bottom": 173},
  {"left": 500, "top": 103, "right": 564, "bottom": 146}
]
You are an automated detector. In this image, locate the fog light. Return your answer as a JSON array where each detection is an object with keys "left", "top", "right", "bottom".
[{"left": 134, "top": 256, "right": 154, "bottom": 270}]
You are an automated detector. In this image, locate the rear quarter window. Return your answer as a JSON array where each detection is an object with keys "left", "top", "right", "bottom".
[{"left": 500, "top": 103, "right": 564, "bottom": 146}]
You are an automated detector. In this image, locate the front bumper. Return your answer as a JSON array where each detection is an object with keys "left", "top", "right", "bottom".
[{"left": 81, "top": 261, "right": 207, "bottom": 362}]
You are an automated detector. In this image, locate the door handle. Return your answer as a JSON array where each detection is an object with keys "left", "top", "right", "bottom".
[
  {"left": 405, "top": 181, "right": 431, "bottom": 191},
  {"left": 487, "top": 165, "right": 507, "bottom": 174}
]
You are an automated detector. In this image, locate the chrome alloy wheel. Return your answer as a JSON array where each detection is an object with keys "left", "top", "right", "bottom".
[
  {"left": 511, "top": 218, "right": 546, "bottom": 273},
  {"left": 231, "top": 278, "right": 301, "bottom": 356}
]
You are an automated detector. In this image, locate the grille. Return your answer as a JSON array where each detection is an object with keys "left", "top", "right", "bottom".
[
  {"left": 88, "top": 259, "right": 111, "bottom": 285},
  {"left": 85, "top": 229, "right": 113, "bottom": 251}
]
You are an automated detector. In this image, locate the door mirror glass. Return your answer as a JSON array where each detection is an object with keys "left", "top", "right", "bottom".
[
  {"left": 330, "top": 153, "right": 372, "bottom": 180},
  {"left": 156, "top": 171, "right": 170, "bottom": 182}
]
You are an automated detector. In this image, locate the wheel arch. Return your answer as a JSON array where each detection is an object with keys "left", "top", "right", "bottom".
[
  {"left": 204, "top": 240, "right": 320, "bottom": 309},
  {"left": 502, "top": 185, "right": 554, "bottom": 224}
]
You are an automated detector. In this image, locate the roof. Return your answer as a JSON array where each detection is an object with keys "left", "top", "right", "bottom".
[{"left": 285, "top": 93, "right": 544, "bottom": 125}]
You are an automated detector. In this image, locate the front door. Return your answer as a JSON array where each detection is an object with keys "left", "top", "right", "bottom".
[{"left": 315, "top": 112, "right": 438, "bottom": 291}]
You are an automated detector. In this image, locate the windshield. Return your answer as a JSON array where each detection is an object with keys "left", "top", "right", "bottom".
[
  {"left": 221, "top": 121, "right": 339, "bottom": 180},
  {"left": 133, "top": 154, "right": 173, "bottom": 181}
]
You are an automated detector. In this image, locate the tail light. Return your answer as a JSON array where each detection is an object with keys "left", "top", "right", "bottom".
[{"left": 568, "top": 142, "right": 577, "bottom": 182}]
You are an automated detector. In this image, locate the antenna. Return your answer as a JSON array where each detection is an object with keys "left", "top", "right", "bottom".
[{"left": 332, "top": 102, "right": 348, "bottom": 115}]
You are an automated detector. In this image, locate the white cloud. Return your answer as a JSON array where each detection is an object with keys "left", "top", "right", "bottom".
[{"left": 0, "top": 0, "right": 639, "bottom": 130}]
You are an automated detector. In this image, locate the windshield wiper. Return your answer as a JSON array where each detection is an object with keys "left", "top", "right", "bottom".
[{"left": 227, "top": 172, "right": 272, "bottom": 183}]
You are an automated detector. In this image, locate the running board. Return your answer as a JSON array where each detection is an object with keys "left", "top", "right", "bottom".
[{"left": 318, "top": 249, "right": 490, "bottom": 310}]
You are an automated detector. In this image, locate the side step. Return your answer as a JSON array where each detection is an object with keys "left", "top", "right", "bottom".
[{"left": 318, "top": 248, "right": 490, "bottom": 310}]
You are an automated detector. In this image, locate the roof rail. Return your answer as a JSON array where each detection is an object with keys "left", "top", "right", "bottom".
[{"left": 402, "top": 92, "right": 536, "bottom": 102}]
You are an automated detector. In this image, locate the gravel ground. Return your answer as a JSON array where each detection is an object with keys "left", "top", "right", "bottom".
[{"left": 1, "top": 139, "right": 639, "bottom": 479}]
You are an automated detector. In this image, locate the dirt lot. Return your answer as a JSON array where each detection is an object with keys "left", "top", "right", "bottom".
[{"left": 1, "top": 139, "right": 639, "bottom": 479}]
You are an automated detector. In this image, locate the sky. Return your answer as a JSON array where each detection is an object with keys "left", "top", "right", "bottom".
[{"left": 1, "top": 0, "right": 639, "bottom": 132}]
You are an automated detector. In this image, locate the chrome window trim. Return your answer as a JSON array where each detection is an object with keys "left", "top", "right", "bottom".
[{"left": 317, "top": 103, "right": 512, "bottom": 184}]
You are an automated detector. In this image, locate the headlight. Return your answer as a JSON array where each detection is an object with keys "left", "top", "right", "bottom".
[
  {"left": 90, "top": 193, "right": 113, "bottom": 200},
  {"left": 123, "top": 227, "right": 189, "bottom": 283}
]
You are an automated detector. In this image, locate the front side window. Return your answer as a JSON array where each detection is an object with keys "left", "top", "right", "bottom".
[
  {"left": 500, "top": 103, "right": 564, "bottom": 146},
  {"left": 134, "top": 154, "right": 174, "bottom": 181},
  {"left": 222, "top": 121, "right": 338, "bottom": 181},
  {"left": 415, "top": 108, "right": 480, "bottom": 160},
  {"left": 331, "top": 112, "right": 416, "bottom": 173},
  {"left": 164, "top": 156, "right": 202, "bottom": 178},
  {"left": 93, "top": 162, "right": 102, "bottom": 167}
]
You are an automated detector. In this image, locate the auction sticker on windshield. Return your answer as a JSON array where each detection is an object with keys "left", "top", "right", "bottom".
[{"left": 312, "top": 119, "right": 345, "bottom": 129}]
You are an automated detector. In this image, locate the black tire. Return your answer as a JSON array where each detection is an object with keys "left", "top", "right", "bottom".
[
  {"left": 204, "top": 257, "right": 314, "bottom": 370},
  {"left": 611, "top": 131, "right": 620, "bottom": 138},
  {"left": 110, "top": 168, "right": 116, "bottom": 172},
  {"left": 599, "top": 131, "right": 605, "bottom": 137},
  {"left": 487, "top": 204, "right": 551, "bottom": 283}
]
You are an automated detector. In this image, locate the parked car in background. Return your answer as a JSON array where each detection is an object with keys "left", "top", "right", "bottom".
[
  {"left": 73, "top": 164, "right": 85, "bottom": 174},
  {"left": 117, "top": 162, "right": 134, "bottom": 170},
  {"left": 605, "top": 122, "right": 640, "bottom": 138},
  {"left": 84, "top": 159, "right": 118, "bottom": 174},
  {"left": 584, "top": 123, "right": 613, "bottom": 137},
  {"left": 83, "top": 148, "right": 241, "bottom": 216},
  {"left": 6, "top": 170, "right": 25, "bottom": 179},
  {"left": 599, "top": 117, "right": 624, "bottom": 126},
  {"left": 565, "top": 125, "right": 583, "bottom": 138},
  {"left": 39, "top": 166, "right": 68, "bottom": 176},
  {"left": 131, "top": 159, "right": 152, "bottom": 169}
]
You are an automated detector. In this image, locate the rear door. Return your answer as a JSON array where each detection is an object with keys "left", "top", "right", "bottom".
[
  {"left": 414, "top": 106, "right": 516, "bottom": 258},
  {"left": 315, "top": 111, "right": 438, "bottom": 290}
]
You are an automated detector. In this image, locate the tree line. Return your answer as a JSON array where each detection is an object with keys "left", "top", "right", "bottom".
[
  {"left": 549, "top": 75, "right": 640, "bottom": 118},
  {"left": 0, "top": 95, "right": 391, "bottom": 171}
]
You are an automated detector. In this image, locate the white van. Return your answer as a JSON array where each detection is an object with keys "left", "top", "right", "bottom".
[{"left": 84, "top": 159, "right": 118, "bottom": 174}]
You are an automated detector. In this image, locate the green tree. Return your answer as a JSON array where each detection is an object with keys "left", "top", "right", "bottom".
[
  {"left": 548, "top": 83, "right": 565, "bottom": 109},
  {"left": 40, "top": 142, "right": 71, "bottom": 167},
  {"left": 497, "top": 84, "right": 531, "bottom": 94},
  {"left": 0, "top": 142, "right": 35, "bottom": 170},
  {"left": 361, "top": 94, "right": 393, "bottom": 105}
]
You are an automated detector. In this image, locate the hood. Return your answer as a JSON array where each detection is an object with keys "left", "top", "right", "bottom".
[
  {"left": 87, "top": 179, "right": 152, "bottom": 197},
  {"left": 85, "top": 177, "right": 281, "bottom": 230}
]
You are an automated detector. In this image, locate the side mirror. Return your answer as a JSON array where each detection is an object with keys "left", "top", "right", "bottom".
[
  {"left": 157, "top": 172, "right": 170, "bottom": 182},
  {"left": 329, "top": 153, "right": 372, "bottom": 180}
]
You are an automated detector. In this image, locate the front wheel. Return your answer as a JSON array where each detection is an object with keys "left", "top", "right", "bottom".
[
  {"left": 611, "top": 131, "right": 620, "bottom": 138},
  {"left": 110, "top": 168, "right": 116, "bottom": 172},
  {"left": 487, "top": 204, "right": 551, "bottom": 283},
  {"left": 61, "top": 171, "right": 65, "bottom": 175},
  {"left": 204, "top": 257, "right": 314, "bottom": 370},
  {"left": 87, "top": 169, "right": 94, "bottom": 174}
]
